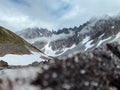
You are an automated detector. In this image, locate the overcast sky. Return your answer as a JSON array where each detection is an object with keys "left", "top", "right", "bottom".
[{"left": 0, "top": 0, "right": 120, "bottom": 31}]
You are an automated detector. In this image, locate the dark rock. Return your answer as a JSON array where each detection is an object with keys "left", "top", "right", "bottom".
[
  {"left": 0, "top": 60, "right": 8, "bottom": 68},
  {"left": 31, "top": 61, "right": 40, "bottom": 66}
]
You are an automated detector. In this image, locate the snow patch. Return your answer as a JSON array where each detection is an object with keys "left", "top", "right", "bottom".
[
  {"left": 96, "top": 37, "right": 112, "bottom": 47},
  {"left": 81, "top": 36, "right": 90, "bottom": 44},
  {"left": 44, "top": 43, "right": 76, "bottom": 56},
  {"left": 111, "top": 26, "right": 115, "bottom": 29},
  {"left": 112, "top": 32, "right": 120, "bottom": 41},
  {"left": 98, "top": 33, "right": 105, "bottom": 39},
  {"left": 81, "top": 36, "right": 94, "bottom": 51},
  {"left": 60, "top": 44, "right": 76, "bottom": 55},
  {"left": 44, "top": 42, "right": 57, "bottom": 56},
  {"left": 85, "top": 40, "right": 94, "bottom": 51},
  {"left": 0, "top": 52, "right": 45, "bottom": 65}
]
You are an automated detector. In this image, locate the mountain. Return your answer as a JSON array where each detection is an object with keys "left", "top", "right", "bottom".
[
  {"left": 0, "top": 26, "right": 52, "bottom": 65},
  {"left": 17, "top": 15, "right": 120, "bottom": 57},
  {"left": 17, "top": 27, "right": 52, "bottom": 39}
]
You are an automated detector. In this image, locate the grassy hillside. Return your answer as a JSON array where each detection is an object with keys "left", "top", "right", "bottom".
[{"left": 0, "top": 26, "right": 42, "bottom": 56}]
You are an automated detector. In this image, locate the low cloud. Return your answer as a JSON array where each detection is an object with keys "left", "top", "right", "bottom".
[{"left": 0, "top": 0, "right": 120, "bottom": 31}]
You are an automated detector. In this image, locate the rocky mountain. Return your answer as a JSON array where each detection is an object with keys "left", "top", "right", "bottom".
[
  {"left": 17, "top": 27, "right": 52, "bottom": 39},
  {"left": 0, "top": 26, "right": 52, "bottom": 65},
  {"left": 17, "top": 15, "right": 120, "bottom": 58}
]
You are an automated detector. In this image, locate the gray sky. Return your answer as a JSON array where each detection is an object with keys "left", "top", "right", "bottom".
[{"left": 0, "top": 0, "right": 120, "bottom": 31}]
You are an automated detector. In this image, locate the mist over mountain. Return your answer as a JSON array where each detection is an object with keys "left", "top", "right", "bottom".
[
  {"left": 1, "top": 0, "right": 120, "bottom": 31},
  {"left": 17, "top": 15, "right": 120, "bottom": 58}
]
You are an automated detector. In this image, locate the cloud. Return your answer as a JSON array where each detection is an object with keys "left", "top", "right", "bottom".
[{"left": 0, "top": 0, "right": 120, "bottom": 31}]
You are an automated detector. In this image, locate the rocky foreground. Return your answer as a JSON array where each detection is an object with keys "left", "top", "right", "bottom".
[{"left": 0, "top": 42, "right": 120, "bottom": 90}]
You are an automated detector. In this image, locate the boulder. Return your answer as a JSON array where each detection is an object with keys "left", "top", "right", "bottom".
[{"left": 0, "top": 60, "right": 8, "bottom": 68}]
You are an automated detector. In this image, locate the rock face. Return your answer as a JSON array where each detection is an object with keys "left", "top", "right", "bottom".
[
  {"left": 0, "top": 42, "right": 120, "bottom": 90},
  {"left": 0, "top": 60, "right": 8, "bottom": 68},
  {"left": 17, "top": 27, "right": 52, "bottom": 39},
  {"left": 17, "top": 15, "right": 120, "bottom": 57}
]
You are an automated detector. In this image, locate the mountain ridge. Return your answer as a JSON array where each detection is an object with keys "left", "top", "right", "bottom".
[{"left": 16, "top": 15, "right": 120, "bottom": 57}]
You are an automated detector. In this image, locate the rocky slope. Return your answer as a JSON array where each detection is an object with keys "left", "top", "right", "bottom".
[
  {"left": 17, "top": 15, "right": 120, "bottom": 57},
  {"left": 0, "top": 42, "right": 120, "bottom": 90},
  {"left": 17, "top": 27, "right": 52, "bottom": 39},
  {"left": 0, "top": 26, "right": 52, "bottom": 65}
]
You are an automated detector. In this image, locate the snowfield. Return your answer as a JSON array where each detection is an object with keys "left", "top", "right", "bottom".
[
  {"left": 0, "top": 52, "right": 45, "bottom": 65},
  {"left": 43, "top": 43, "right": 76, "bottom": 56}
]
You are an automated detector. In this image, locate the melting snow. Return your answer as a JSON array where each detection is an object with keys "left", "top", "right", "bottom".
[
  {"left": 61, "top": 44, "right": 76, "bottom": 55},
  {"left": 44, "top": 43, "right": 76, "bottom": 56},
  {"left": 81, "top": 36, "right": 94, "bottom": 51},
  {"left": 85, "top": 40, "right": 94, "bottom": 51},
  {"left": 0, "top": 52, "right": 45, "bottom": 65},
  {"left": 44, "top": 42, "right": 57, "bottom": 56},
  {"left": 98, "top": 33, "right": 105, "bottom": 39},
  {"left": 111, "top": 26, "right": 115, "bottom": 29},
  {"left": 96, "top": 37, "right": 112, "bottom": 47},
  {"left": 112, "top": 32, "right": 120, "bottom": 42},
  {"left": 82, "top": 36, "right": 90, "bottom": 44}
]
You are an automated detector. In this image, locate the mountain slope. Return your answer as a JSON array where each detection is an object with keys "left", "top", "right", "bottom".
[
  {"left": 0, "top": 26, "right": 52, "bottom": 65},
  {"left": 17, "top": 15, "right": 120, "bottom": 57},
  {"left": 17, "top": 27, "right": 52, "bottom": 39}
]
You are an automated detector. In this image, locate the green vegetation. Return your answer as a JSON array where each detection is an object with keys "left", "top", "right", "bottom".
[{"left": 0, "top": 26, "right": 41, "bottom": 56}]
